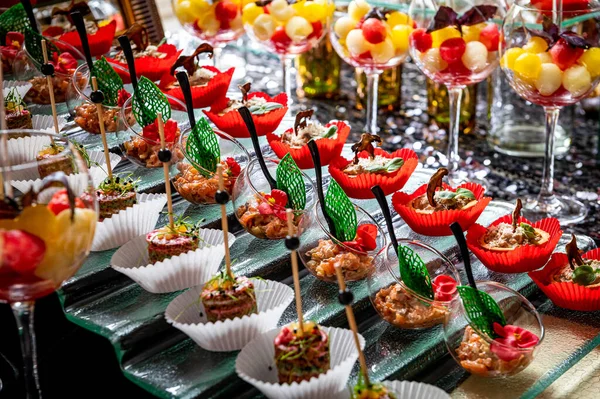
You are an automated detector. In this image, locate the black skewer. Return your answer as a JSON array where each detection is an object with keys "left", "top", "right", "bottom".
[
  {"left": 117, "top": 35, "right": 138, "bottom": 90},
  {"left": 307, "top": 140, "right": 336, "bottom": 236},
  {"left": 175, "top": 71, "right": 196, "bottom": 129},
  {"left": 21, "top": 0, "right": 38, "bottom": 34},
  {"left": 371, "top": 185, "right": 398, "bottom": 252},
  {"left": 238, "top": 107, "right": 277, "bottom": 190},
  {"left": 70, "top": 11, "right": 94, "bottom": 70},
  {"left": 450, "top": 222, "right": 477, "bottom": 290}
]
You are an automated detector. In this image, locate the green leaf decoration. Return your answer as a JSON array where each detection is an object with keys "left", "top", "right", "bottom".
[
  {"left": 437, "top": 190, "right": 457, "bottom": 200},
  {"left": 324, "top": 179, "right": 357, "bottom": 242},
  {"left": 520, "top": 223, "right": 537, "bottom": 240},
  {"left": 456, "top": 187, "right": 475, "bottom": 200},
  {"left": 24, "top": 27, "right": 60, "bottom": 67},
  {"left": 457, "top": 285, "right": 507, "bottom": 338},
  {"left": 398, "top": 244, "right": 434, "bottom": 300},
  {"left": 185, "top": 117, "right": 220, "bottom": 178},
  {"left": 321, "top": 125, "right": 338, "bottom": 139},
  {"left": 248, "top": 102, "right": 283, "bottom": 115},
  {"left": 364, "top": 157, "right": 404, "bottom": 173},
  {"left": 132, "top": 76, "right": 171, "bottom": 127},
  {"left": 0, "top": 4, "right": 31, "bottom": 42},
  {"left": 572, "top": 265, "right": 597, "bottom": 286},
  {"left": 93, "top": 57, "right": 124, "bottom": 106},
  {"left": 276, "top": 153, "right": 306, "bottom": 211}
]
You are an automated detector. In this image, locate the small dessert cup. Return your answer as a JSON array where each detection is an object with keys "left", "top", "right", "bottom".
[
  {"left": 368, "top": 240, "right": 460, "bottom": 329},
  {"left": 105, "top": 43, "right": 183, "bottom": 83},
  {"left": 300, "top": 202, "right": 387, "bottom": 282},
  {"left": 443, "top": 281, "right": 544, "bottom": 378},
  {"left": 232, "top": 157, "right": 316, "bottom": 240},
  {"left": 173, "top": 128, "right": 250, "bottom": 205}
]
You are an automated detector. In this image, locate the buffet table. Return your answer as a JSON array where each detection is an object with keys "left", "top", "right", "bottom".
[{"left": 54, "top": 43, "right": 600, "bottom": 398}]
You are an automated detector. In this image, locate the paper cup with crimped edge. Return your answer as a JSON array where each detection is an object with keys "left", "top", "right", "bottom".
[
  {"left": 328, "top": 148, "right": 419, "bottom": 199},
  {"left": 236, "top": 326, "right": 364, "bottom": 399},
  {"left": 91, "top": 193, "right": 167, "bottom": 252},
  {"left": 529, "top": 248, "right": 600, "bottom": 311},
  {"left": 111, "top": 229, "right": 235, "bottom": 293},
  {"left": 3, "top": 80, "right": 32, "bottom": 100},
  {"left": 467, "top": 215, "right": 562, "bottom": 273},
  {"left": 267, "top": 121, "right": 351, "bottom": 169},
  {"left": 32, "top": 114, "right": 67, "bottom": 132},
  {"left": 392, "top": 182, "right": 491, "bottom": 236},
  {"left": 163, "top": 67, "right": 234, "bottom": 109},
  {"left": 382, "top": 380, "right": 450, "bottom": 399},
  {"left": 165, "top": 278, "right": 294, "bottom": 351},
  {"left": 203, "top": 92, "right": 288, "bottom": 138}
]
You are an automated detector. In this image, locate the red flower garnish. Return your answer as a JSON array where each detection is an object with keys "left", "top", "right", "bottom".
[
  {"left": 116, "top": 88, "right": 131, "bottom": 107},
  {"left": 257, "top": 189, "right": 288, "bottom": 220},
  {"left": 490, "top": 323, "right": 539, "bottom": 361},
  {"left": 142, "top": 119, "right": 178, "bottom": 143},
  {"left": 6, "top": 32, "right": 24, "bottom": 47},
  {"left": 341, "top": 223, "right": 378, "bottom": 253},
  {"left": 431, "top": 275, "right": 458, "bottom": 302},
  {"left": 225, "top": 157, "right": 241, "bottom": 176},
  {"left": 51, "top": 52, "right": 78, "bottom": 74},
  {"left": 47, "top": 189, "right": 85, "bottom": 216}
]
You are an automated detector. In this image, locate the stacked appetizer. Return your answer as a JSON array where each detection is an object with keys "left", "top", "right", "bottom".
[
  {"left": 146, "top": 219, "right": 200, "bottom": 264},
  {"left": 4, "top": 88, "right": 32, "bottom": 130},
  {"left": 200, "top": 271, "right": 258, "bottom": 322}
]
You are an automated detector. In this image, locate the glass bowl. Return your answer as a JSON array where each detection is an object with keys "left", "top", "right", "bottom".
[
  {"left": 443, "top": 281, "right": 544, "bottom": 377},
  {"left": 231, "top": 157, "right": 316, "bottom": 240},
  {"left": 172, "top": 0, "right": 244, "bottom": 46},
  {"left": 116, "top": 93, "right": 189, "bottom": 168},
  {"left": 173, "top": 127, "right": 250, "bottom": 205},
  {"left": 300, "top": 202, "right": 387, "bottom": 283},
  {"left": 67, "top": 62, "right": 134, "bottom": 136},
  {"left": 368, "top": 240, "right": 460, "bottom": 329},
  {"left": 12, "top": 36, "right": 87, "bottom": 106}
]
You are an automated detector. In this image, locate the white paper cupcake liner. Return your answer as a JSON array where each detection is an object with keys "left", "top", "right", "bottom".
[
  {"left": 87, "top": 151, "right": 123, "bottom": 186},
  {"left": 31, "top": 114, "right": 67, "bottom": 132},
  {"left": 383, "top": 380, "right": 450, "bottom": 399},
  {"left": 91, "top": 193, "right": 167, "bottom": 252},
  {"left": 3, "top": 80, "right": 32, "bottom": 101},
  {"left": 236, "top": 327, "right": 364, "bottom": 399},
  {"left": 111, "top": 229, "right": 236, "bottom": 293},
  {"left": 165, "top": 278, "right": 294, "bottom": 352}
]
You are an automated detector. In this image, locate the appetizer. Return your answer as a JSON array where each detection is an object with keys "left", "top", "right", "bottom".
[
  {"left": 1, "top": 32, "right": 24, "bottom": 75},
  {"left": 267, "top": 109, "right": 351, "bottom": 169},
  {"left": 353, "top": 380, "right": 396, "bottom": 399},
  {"left": 4, "top": 87, "right": 32, "bottom": 130},
  {"left": 410, "top": 168, "right": 477, "bottom": 213},
  {"left": 328, "top": 133, "right": 418, "bottom": 199},
  {"left": 273, "top": 321, "right": 330, "bottom": 384},
  {"left": 200, "top": 271, "right": 258, "bottom": 322},
  {"left": 204, "top": 82, "right": 287, "bottom": 138},
  {"left": 94, "top": 175, "right": 138, "bottom": 221},
  {"left": 26, "top": 51, "right": 82, "bottom": 105},
  {"left": 146, "top": 219, "right": 200, "bottom": 264},
  {"left": 36, "top": 143, "right": 74, "bottom": 178}
]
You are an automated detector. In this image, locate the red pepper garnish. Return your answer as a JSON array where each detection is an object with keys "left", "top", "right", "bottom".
[
  {"left": 225, "top": 157, "right": 241, "bottom": 177},
  {"left": 341, "top": 223, "right": 378, "bottom": 253},
  {"left": 142, "top": 119, "right": 178, "bottom": 143},
  {"left": 116, "top": 88, "right": 131, "bottom": 107},
  {"left": 431, "top": 274, "right": 458, "bottom": 302}
]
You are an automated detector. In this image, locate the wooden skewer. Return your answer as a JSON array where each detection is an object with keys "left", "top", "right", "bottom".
[
  {"left": 156, "top": 112, "right": 174, "bottom": 230},
  {"left": 91, "top": 77, "right": 112, "bottom": 179},
  {"left": 216, "top": 164, "right": 234, "bottom": 279},
  {"left": 0, "top": 53, "right": 5, "bottom": 199},
  {"left": 334, "top": 265, "right": 370, "bottom": 388},
  {"left": 41, "top": 40, "right": 59, "bottom": 138},
  {"left": 287, "top": 208, "right": 304, "bottom": 336}
]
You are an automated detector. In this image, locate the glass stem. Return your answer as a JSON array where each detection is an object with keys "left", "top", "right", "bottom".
[
  {"left": 281, "top": 55, "right": 293, "bottom": 106},
  {"left": 539, "top": 107, "right": 560, "bottom": 202},
  {"left": 365, "top": 72, "right": 380, "bottom": 135},
  {"left": 213, "top": 46, "right": 223, "bottom": 70},
  {"left": 447, "top": 86, "right": 464, "bottom": 174},
  {"left": 12, "top": 301, "right": 41, "bottom": 399}
]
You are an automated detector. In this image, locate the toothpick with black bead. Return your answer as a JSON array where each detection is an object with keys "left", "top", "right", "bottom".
[
  {"left": 156, "top": 112, "right": 175, "bottom": 230},
  {"left": 216, "top": 164, "right": 234, "bottom": 279},
  {"left": 40, "top": 39, "right": 59, "bottom": 140},
  {"left": 286, "top": 208, "right": 304, "bottom": 337}
]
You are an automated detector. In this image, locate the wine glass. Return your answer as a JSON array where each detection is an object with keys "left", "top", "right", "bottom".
[
  {"left": 500, "top": 2, "right": 600, "bottom": 225},
  {"left": 0, "top": 130, "right": 97, "bottom": 398},
  {"left": 172, "top": 0, "right": 245, "bottom": 68},
  {"left": 409, "top": 0, "right": 506, "bottom": 186},
  {"left": 330, "top": 0, "right": 413, "bottom": 134},
  {"left": 242, "top": 0, "right": 334, "bottom": 102}
]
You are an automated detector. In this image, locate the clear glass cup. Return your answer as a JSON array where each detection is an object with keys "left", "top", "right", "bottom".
[
  {"left": 243, "top": 0, "right": 334, "bottom": 102},
  {"left": 116, "top": 93, "right": 189, "bottom": 168},
  {"left": 173, "top": 127, "right": 250, "bottom": 204},
  {"left": 443, "top": 281, "right": 544, "bottom": 377},
  {"left": 0, "top": 130, "right": 97, "bottom": 398},
  {"left": 500, "top": 3, "right": 600, "bottom": 225},
  {"left": 409, "top": 0, "right": 506, "bottom": 186},
  {"left": 231, "top": 157, "right": 316, "bottom": 240},
  {"left": 67, "top": 62, "right": 134, "bottom": 136},
  {"left": 330, "top": 1, "right": 411, "bottom": 133},
  {"left": 12, "top": 36, "right": 87, "bottom": 108},
  {"left": 171, "top": 0, "right": 245, "bottom": 68},
  {"left": 299, "top": 201, "right": 387, "bottom": 282},
  {"left": 368, "top": 240, "right": 460, "bottom": 329}
]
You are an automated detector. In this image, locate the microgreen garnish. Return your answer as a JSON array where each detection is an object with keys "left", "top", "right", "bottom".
[
  {"left": 4, "top": 88, "right": 26, "bottom": 113},
  {"left": 427, "top": 5, "right": 498, "bottom": 33},
  {"left": 98, "top": 174, "right": 139, "bottom": 196},
  {"left": 157, "top": 215, "right": 201, "bottom": 240}
]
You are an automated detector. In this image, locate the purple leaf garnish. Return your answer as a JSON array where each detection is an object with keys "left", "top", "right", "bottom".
[
  {"left": 527, "top": 28, "right": 555, "bottom": 47},
  {"left": 542, "top": 17, "right": 559, "bottom": 40},
  {"left": 525, "top": 16, "right": 590, "bottom": 50},
  {"left": 457, "top": 5, "right": 498, "bottom": 26},
  {"left": 427, "top": 6, "right": 458, "bottom": 33},
  {"left": 364, "top": 7, "right": 387, "bottom": 21},
  {"left": 559, "top": 32, "right": 591, "bottom": 49}
]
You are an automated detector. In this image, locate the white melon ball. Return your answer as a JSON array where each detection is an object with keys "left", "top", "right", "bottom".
[
  {"left": 253, "top": 14, "right": 276, "bottom": 41},
  {"left": 269, "top": 0, "right": 295, "bottom": 22},
  {"left": 535, "top": 63, "right": 563, "bottom": 96},
  {"left": 198, "top": 15, "right": 220, "bottom": 35},
  {"left": 285, "top": 16, "right": 313, "bottom": 43},
  {"left": 461, "top": 41, "right": 488, "bottom": 72},
  {"left": 348, "top": 0, "right": 371, "bottom": 21},
  {"left": 346, "top": 29, "right": 371, "bottom": 57},
  {"left": 334, "top": 16, "right": 356, "bottom": 40},
  {"left": 371, "top": 38, "right": 395, "bottom": 64},
  {"left": 421, "top": 48, "right": 448, "bottom": 73},
  {"left": 537, "top": 52, "right": 553, "bottom": 64},
  {"left": 562, "top": 65, "right": 592, "bottom": 97}
]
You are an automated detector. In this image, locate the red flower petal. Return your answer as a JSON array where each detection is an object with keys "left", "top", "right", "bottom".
[
  {"left": 57, "top": 20, "right": 116, "bottom": 57},
  {"left": 493, "top": 322, "right": 506, "bottom": 338},
  {"left": 270, "top": 189, "right": 288, "bottom": 206},
  {"left": 356, "top": 223, "right": 378, "bottom": 251},
  {"left": 491, "top": 338, "right": 522, "bottom": 361},
  {"left": 258, "top": 201, "right": 274, "bottom": 215}
]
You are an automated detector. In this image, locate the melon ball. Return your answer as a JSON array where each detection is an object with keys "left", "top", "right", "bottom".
[
  {"left": 346, "top": 28, "right": 371, "bottom": 57},
  {"left": 523, "top": 37, "right": 548, "bottom": 54},
  {"left": 348, "top": 0, "right": 371, "bottom": 21},
  {"left": 421, "top": 48, "right": 448, "bottom": 73},
  {"left": 501, "top": 47, "right": 525, "bottom": 70},
  {"left": 579, "top": 48, "right": 600, "bottom": 78},
  {"left": 285, "top": 16, "right": 313, "bottom": 43},
  {"left": 537, "top": 51, "right": 553, "bottom": 64},
  {"left": 461, "top": 41, "right": 488, "bottom": 72},
  {"left": 197, "top": 13, "right": 220, "bottom": 35},
  {"left": 371, "top": 38, "right": 395, "bottom": 63},
  {"left": 386, "top": 11, "right": 412, "bottom": 27},
  {"left": 431, "top": 26, "right": 461, "bottom": 48},
  {"left": 253, "top": 14, "right": 277, "bottom": 40},
  {"left": 535, "top": 63, "right": 563, "bottom": 96},
  {"left": 242, "top": 3, "right": 264, "bottom": 25},
  {"left": 462, "top": 23, "right": 484, "bottom": 43},
  {"left": 190, "top": 0, "right": 211, "bottom": 15},
  {"left": 269, "top": 0, "right": 295, "bottom": 22},
  {"left": 562, "top": 65, "right": 592, "bottom": 97},
  {"left": 175, "top": 1, "right": 197, "bottom": 24},
  {"left": 334, "top": 16, "right": 356, "bottom": 40},
  {"left": 514, "top": 53, "right": 542, "bottom": 82},
  {"left": 391, "top": 24, "right": 413, "bottom": 53}
]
